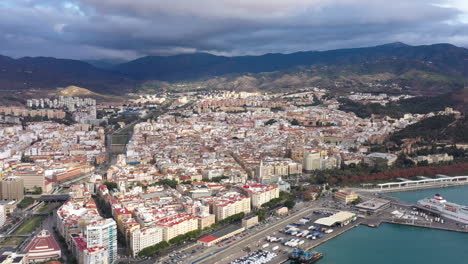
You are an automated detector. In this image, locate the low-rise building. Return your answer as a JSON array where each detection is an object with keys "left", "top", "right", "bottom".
[
  {"left": 24, "top": 230, "right": 61, "bottom": 263},
  {"left": 275, "top": 207, "right": 289, "bottom": 215},
  {"left": 355, "top": 199, "right": 391, "bottom": 215},
  {"left": 0, "top": 252, "right": 27, "bottom": 264},
  {"left": 241, "top": 215, "right": 258, "bottom": 228},
  {"left": 364, "top": 153, "right": 397, "bottom": 167},
  {"left": 333, "top": 189, "right": 359, "bottom": 204},
  {"left": 411, "top": 153, "right": 454, "bottom": 165},
  {"left": 197, "top": 225, "right": 245, "bottom": 247},
  {"left": 314, "top": 211, "right": 357, "bottom": 227}
]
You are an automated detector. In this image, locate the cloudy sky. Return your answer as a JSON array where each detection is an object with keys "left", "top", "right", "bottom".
[{"left": 1, "top": 0, "right": 468, "bottom": 60}]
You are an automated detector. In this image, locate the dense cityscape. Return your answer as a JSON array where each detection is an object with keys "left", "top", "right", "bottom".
[
  {"left": 0, "top": 86, "right": 465, "bottom": 264},
  {"left": 1, "top": 0, "right": 468, "bottom": 263}
]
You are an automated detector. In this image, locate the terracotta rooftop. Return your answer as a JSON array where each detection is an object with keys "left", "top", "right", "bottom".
[
  {"left": 198, "top": 236, "right": 217, "bottom": 243},
  {"left": 24, "top": 230, "right": 61, "bottom": 259}
]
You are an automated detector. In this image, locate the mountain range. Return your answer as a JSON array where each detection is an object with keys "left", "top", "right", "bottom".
[{"left": 0, "top": 42, "right": 467, "bottom": 95}]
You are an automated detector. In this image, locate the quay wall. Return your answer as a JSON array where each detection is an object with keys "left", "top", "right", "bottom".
[
  {"left": 382, "top": 220, "right": 468, "bottom": 233},
  {"left": 360, "top": 180, "right": 468, "bottom": 193}
]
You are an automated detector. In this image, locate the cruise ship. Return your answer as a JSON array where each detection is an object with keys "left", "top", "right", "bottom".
[{"left": 418, "top": 194, "right": 468, "bottom": 224}]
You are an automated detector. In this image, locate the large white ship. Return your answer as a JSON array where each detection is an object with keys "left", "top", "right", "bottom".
[{"left": 418, "top": 194, "right": 468, "bottom": 224}]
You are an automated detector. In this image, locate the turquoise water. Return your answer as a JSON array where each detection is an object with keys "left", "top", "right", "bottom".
[
  {"left": 389, "top": 185, "right": 468, "bottom": 204},
  {"left": 313, "top": 185, "right": 468, "bottom": 264}
]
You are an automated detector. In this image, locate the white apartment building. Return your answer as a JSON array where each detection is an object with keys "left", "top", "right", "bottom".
[
  {"left": 157, "top": 214, "right": 198, "bottom": 241},
  {"left": 243, "top": 183, "right": 280, "bottom": 208},
  {"left": 85, "top": 219, "right": 117, "bottom": 264},
  {"left": 0, "top": 205, "right": 5, "bottom": 227},
  {"left": 83, "top": 247, "right": 109, "bottom": 264},
  {"left": 212, "top": 196, "right": 251, "bottom": 221},
  {"left": 130, "top": 227, "right": 164, "bottom": 257}
]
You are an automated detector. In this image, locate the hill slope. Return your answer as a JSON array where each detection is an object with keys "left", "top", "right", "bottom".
[
  {"left": 115, "top": 43, "right": 468, "bottom": 83},
  {"left": 0, "top": 56, "right": 134, "bottom": 94},
  {"left": 52, "top": 85, "right": 124, "bottom": 102},
  {"left": 0, "top": 42, "right": 467, "bottom": 96},
  {"left": 140, "top": 60, "right": 465, "bottom": 96},
  {"left": 389, "top": 115, "right": 468, "bottom": 144}
]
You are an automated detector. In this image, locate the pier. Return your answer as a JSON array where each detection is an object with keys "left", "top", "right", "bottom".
[
  {"left": 353, "top": 175, "right": 468, "bottom": 193},
  {"left": 361, "top": 199, "right": 468, "bottom": 233},
  {"left": 362, "top": 218, "right": 468, "bottom": 233},
  {"left": 375, "top": 175, "right": 468, "bottom": 192}
]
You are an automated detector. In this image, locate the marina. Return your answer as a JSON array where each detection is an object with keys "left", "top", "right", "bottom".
[
  {"left": 193, "top": 184, "right": 468, "bottom": 264},
  {"left": 230, "top": 186, "right": 468, "bottom": 264},
  {"left": 360, "top": 194, "right": 468, "bottom": 233},
  {"left": 311, "top": 185, "right": 468, "bottom": 264}
]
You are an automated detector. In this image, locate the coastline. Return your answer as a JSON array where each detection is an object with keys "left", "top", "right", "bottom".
[
  {"left": 309, "top": 221, "right": 468, "bottom": 264},
  {"left": 382, "top": 221, "right": 468, "bottom": 233},
  {"left": 358, "top": 180, "right": 468, "bottom": 194}
]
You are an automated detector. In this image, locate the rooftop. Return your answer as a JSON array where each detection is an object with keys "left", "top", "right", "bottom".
[
  {"left": 314, "top": 211, "right": 356, "bottom": 227},
  {"left": 355, "top": 199, "right": 390, "bottom": 210},
  {"left": 198, "top": 236, "right": 217, "bottom": 243},
  {"left": 207, "top": 224, "right": 243, "bottom": 239},
  {"left": 24, "top": 230, "right": 61, "bottom": 254}
]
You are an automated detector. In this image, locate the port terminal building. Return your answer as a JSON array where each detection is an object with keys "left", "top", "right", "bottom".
[
  {"left": 314, "top": 211, "right": 357, "bottom": 227},
  {"left": 355, "top": 199, "right": 391, "bottom": 215}
]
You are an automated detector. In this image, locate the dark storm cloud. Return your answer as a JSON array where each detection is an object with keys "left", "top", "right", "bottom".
[{"left": 0, "top": 0, "right": 467, "bottom": 59}]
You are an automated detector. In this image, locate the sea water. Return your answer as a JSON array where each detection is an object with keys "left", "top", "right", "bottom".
[{"left": 313, "top": 185, "right": 468, "bottom": 264}]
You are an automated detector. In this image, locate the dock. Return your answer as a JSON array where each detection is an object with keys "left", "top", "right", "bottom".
[
  {"left": 362, "top": 218, "right": 468, "bottom": 233},
  {"left": 355, "top": 175, "right": 468, "bottom": 193},
  {"left": 361, "top": 199, "right": 468, "bottom": 233}
]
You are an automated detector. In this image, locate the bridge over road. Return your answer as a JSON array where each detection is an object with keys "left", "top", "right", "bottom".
[{"left": 35, "top": 194, "right": 70, "bottom": 202}]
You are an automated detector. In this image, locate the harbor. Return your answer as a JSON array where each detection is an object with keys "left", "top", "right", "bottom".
[
  {"left": 311, "top": 184, "right": 468, "bottom": 264},
  {"left": 281, "top": 184, "right": 468, "bottom": 264},
  {"left": 199, "top": 184, "right": 468, "bottom": 264},
  {"left": 361, "top": 200, "right": 468, "bottom": 233}
]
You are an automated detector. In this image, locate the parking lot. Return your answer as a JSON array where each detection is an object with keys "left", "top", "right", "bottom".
[
  {"left": 225, "top": 209, "right": 360, "bottom": 264},
  {"left": 230, "top": 250, "right": 277, "bottom": 264},
  {"left": 162, "top": 210, "right": 300, "bottom": 264}
]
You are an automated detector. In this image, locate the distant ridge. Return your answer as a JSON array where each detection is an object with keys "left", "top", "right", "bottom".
[
  {"left": 114, "top": 42, "right": 468, "bottom": 81},
  {"left": 0, "top": 56, "right": 134, "bottom": 94},
  {"left": 376, "top": 42, "right": 411, "bottom": 48},
  {"left": 0, "top": 42, "right": 466, "bottom": 95}
]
